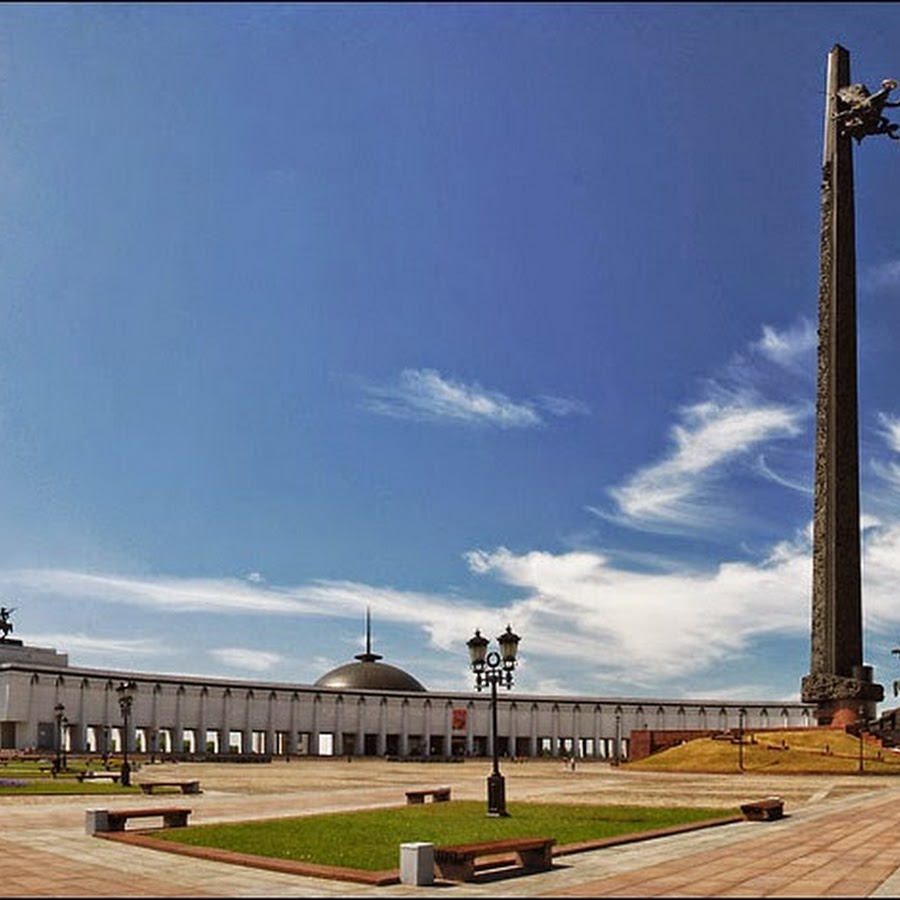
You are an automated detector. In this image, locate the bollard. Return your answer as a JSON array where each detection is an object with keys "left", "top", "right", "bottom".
[
  {"left": 400, "top": 841, "right": 434, "bottom": 886},
  {"left": 84, "top": 809, "right": 109, "bottom": 834}
]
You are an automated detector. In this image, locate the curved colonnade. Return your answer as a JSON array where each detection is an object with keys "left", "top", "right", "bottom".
[{"left": 1, "top": 660, "right": 815, "bottom": 762}]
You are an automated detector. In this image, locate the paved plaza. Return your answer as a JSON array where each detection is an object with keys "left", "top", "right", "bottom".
[{"left": 4, "top": 758, "right": 900, "bottom": 897}]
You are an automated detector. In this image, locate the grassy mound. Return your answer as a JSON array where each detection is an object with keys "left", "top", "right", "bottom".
[{"left": 626, "top": 729, "right": 900, "bottom": 774}]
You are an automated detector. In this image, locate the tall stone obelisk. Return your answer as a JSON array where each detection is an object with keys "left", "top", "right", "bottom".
[{"left": 801, "top": 45, "right": 895, "bottom": 725}]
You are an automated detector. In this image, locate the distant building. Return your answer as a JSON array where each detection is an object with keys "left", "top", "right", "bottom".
[{"left": 0, "top": 635, "right": 816, "bottom": 761}]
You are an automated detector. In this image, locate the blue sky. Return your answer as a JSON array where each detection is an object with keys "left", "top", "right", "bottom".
[{"left": 2, "top": 3, "right": 900, "bottom": 706}]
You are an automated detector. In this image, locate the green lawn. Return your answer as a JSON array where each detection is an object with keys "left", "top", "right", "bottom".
[
  {"left": 154, "top": 801, "right": 733, "bottom": 871},
  {"left": 0, "top": 759, "right": 141, "bottom": 794},
  {"left": 0, "top": 778, "right": 140, "bottom": 794}
]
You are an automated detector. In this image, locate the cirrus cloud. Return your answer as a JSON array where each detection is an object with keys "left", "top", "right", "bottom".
[
  {"left": 605, "top": 397, "right": 805, "bottom": 530},
  {"left": 360, "top": 368, "right": 586, "bottom": 429},
  {"left": 208, "top": 647, "right": 284, "bottom": 672},
  {"left": 598, "top": 320, "right": 813, "bottom": 532}
]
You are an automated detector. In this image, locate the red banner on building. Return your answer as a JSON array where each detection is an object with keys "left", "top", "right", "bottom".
[{"left": 452, "top": 708, "right": 467, "bottom": 731}]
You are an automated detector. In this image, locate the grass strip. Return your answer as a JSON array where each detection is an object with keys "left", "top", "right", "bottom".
[
  {"left": 154, "top": 801, "right": 732, "bottom": 871},
  {"left": 0, "top": 780, "right": 140, "bottom": 794},
  {"left": 0, "top": 759, "right": 144, "bottom": 794}
]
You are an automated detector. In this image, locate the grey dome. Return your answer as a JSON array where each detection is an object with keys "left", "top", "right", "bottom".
[
  {"left": 317, "top": 609, "right": 427, "bottom": 693},
  {"left": 314, "top": 657, "right": 427, "bottom": 692}
]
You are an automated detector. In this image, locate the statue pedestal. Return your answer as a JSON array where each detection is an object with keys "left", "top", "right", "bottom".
[{"left": 0, "top": 642, "right": 69, "bottom": 667}]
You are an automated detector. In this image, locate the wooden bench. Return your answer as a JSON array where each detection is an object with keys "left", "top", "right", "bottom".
[
  {"left": 433, "top": 836, "right": 555, "bottom": 882},
  {"left": 138, "top": 780, "right": 201, "bottom": 795},
  {"left": 86, "top": 806, "right": 191, "bottom": 833},
  {"left": 740, "top": 797, "right": 784, "bottom": 821},
  {"left": 77, "top": 770, "right": 120, "bottom": 783},
  {"left": 405, "top": 786, "right": 451, "bottom": 804}
]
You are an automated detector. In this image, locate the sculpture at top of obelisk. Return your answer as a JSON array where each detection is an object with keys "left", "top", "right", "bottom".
[
  {"left": 800, "top": 45, "right": 897, "bottom": 726},
  {"left": 835, "top": 78, "right": 900, "bottom": 142}
]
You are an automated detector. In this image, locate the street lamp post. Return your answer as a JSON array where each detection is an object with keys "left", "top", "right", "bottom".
[
  {"left": 858, "top": 706, "right": 867, "bottom": 774},
  {"left": 467, "top": 625, "right": 520, "bottom": 817},
  {"left": 116, "top": 680, "right": 137, "bottom": 787},
  {"left": 613, "top": 707, "right": 622, "bottom": 767},
  {"left": 53, "top": 702, "right": 65, "bottom": 775},
  {"left": 738, "top": 708, "right": 747, "bottom": 773}
]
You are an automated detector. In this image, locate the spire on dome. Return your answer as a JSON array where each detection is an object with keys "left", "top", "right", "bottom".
[{"left": 354, "top": 606, "right": 383, "bottom": 663}]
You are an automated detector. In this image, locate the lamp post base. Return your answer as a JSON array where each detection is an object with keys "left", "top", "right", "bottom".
[{"left": 487, "top": 773, "right": 508, "bottom": 817}]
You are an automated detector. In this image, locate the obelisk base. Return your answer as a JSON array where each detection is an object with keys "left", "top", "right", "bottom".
[{"left": 801, "top": 667, "right": 883, "bottom": 726}]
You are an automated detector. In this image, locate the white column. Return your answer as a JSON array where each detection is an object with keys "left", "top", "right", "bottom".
[
  {"left": 529, "top": 703, "right": 538, "bottom": 758},
  {"left": 266, "top": 692, "right": 276, "bottom": 757},
  {"left": 355, "top": 698, "right": 365, "bottom": 756},
  {"left": 443, "top": 703, "right": 453, "bottom": 758},
  {"left": 423, "top": 701, "right": 432, "bottom": 758},
  {"left": 377, "top": 698, "right": 387, "bottom": 756},
  {"left": 311, "top": 695, "right": 321, "bottom": 755},
  {"left": 334, "top": 696, "right": 345, "bottom": 756},
  {"left": 172, "top": 687, "right": 184, "bottom": 754},
  {"left": 288, "top": 693, "right": 299, "bottom": 755},
  {"left": 400, "top": 700, "right": 409, "bottom": 757},
  {"left": 465, "top": 701, "right": 475, "bottom": 756}
]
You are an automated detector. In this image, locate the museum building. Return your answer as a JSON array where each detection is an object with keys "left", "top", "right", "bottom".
[{"left": 0, "top": 636, "right": 816, "bottom": 762}]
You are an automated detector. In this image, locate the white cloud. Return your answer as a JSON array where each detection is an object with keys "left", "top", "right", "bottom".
[
  {"left": 863, "top": 259, "right": 900, "bottom": 291},
  {"left": 754, "top": 319, "right": 817, "bottom": 369},
  {"left": 0, "top": 567, "right": 491, "bottom": 656},
  {"left": 6, "top": 312, "right": 900, "bottom": 698},
  {"left": 363, "top": 369, "right": 540, "bottom": 427},
  {"left": 869, "top": 413, "right": 900, "bottom": 503},
  {"left": 465, "top": 541, "right": 811, "bottom": 685},
  {"left": 208, "top": 647, "right": 283, "bottom": 672},
  {"left": 755, "top": 453, "right": 812, "bottom": 494},
  {"left": 873, "top": 461, "right": 900, "bottom": 494},
  {"left": 6, "top": 509, "right": 900, "bottom": 698},
  {"left": 607, "top": 397, "right": 804, "bottom": 529},
  {"left": 0, "top": 554, "right": 809, "bottom": 694},
  {"left": 360, "top": 369, "right": 587, "bottom": 429},
  {"left": 535, "top": 394, "right": 591, "bottom": 417},
  {"left": 19, "top": 632, "right": 166, "bottom": 658},
  {"left": 0, "top": 570, "right": 314, "bottom": 615},
  {"left": 879, "top": 413, "right": 900, "bottom": 454},
  {"left": 857, "top": 522, "right": 900, "bottom": 632},
  {"left": 600, "top": 318, "right": 815, "bottom": 533}
]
